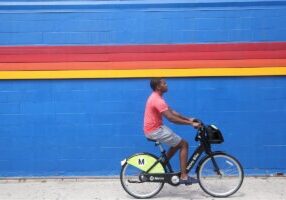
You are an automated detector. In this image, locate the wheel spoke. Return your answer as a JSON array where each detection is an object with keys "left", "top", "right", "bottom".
[
  {"left": 120, "top": 163, "right": 164, "bottom": 198},
  {"left": 198, "top": 153, "right": 244, "bottom": 197}
]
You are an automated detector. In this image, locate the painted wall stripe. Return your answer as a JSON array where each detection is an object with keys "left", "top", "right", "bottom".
[
  {"left": 1, "top": 42, "right": 286, "bottom": 78},
  {"left": 1, "top": 42, "right": 286, "bottom": 64},
  {"left": 1, "top": 42, "right": 286, "bottom": 54},
  {"left": 1, "top": 59, "right": 286, "bottom": 71},
  {"left": 1, "top": 0, "right": 286, "bottom": 12},
  {"left": 1, "top": 50, "right": 286, "bottom": 63},
  {"left": 0, "top": 67, "right": 286, "bottom": 79}
]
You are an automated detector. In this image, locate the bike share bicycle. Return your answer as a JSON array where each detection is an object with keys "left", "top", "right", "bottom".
[{"left": 120, "top": 120, "right": 244, "bottom": 198}]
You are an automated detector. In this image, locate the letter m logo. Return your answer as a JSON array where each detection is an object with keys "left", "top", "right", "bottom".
[{"left": 138, "top": 158, "right": 145, "bottom": 166}]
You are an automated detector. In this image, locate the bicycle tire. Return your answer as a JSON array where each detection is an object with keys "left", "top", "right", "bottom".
[
  {"left": 120, "top": 153, "right": 165, "bottom": 199},
  {"left": 197, "top": 152, "right": 244, "bottom": 197}
]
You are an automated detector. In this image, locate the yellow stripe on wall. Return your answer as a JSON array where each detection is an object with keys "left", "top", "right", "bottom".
[{"left": 0, "top": 67, "right": 286, "bottom": 79}]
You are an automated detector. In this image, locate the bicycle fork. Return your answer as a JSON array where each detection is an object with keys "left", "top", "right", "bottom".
[
  {"left": 205, "top": 144, "right": 222, "bottom": 176},
  {"left": 210, "top": 156, "right": 222, "bottom": 176}
]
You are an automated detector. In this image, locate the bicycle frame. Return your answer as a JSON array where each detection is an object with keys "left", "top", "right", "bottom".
[
  {"left": 121, "top": 122, "right": 244, "bottom": 199},
  {"left": 142, "top": 127, "right": 221, "bottom": 186}
]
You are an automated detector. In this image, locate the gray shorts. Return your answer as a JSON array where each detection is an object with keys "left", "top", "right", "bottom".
[{"left": 146, "top": 125, "right": 182, "bottom": 147}]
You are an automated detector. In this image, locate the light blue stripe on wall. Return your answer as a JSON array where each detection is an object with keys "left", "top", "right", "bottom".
[{"left": 0, "top": 0, "right": 286, "bottom": 45}]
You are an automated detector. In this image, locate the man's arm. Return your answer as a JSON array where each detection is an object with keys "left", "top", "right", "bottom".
[
  {"left": 169, "top": 107, "right": 193, "bottom": 121},
  {"left": 162, "top": 108, "right": 200, "bottom": 128},
  {"left": 162, "top": 109, "right": 195, "bottom": 125},
  {"left": 162, "top": 109, "right": 191, "bottom": 125}
]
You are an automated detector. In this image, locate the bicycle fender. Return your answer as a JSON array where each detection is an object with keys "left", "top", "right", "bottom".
[
  {"left": 195, "top": 151, "right": 226, "bottom": 173},
  {"left": 125, "top": 152, "right": 165, "bottom": 173}
]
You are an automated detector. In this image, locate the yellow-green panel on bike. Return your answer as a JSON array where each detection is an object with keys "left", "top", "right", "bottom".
[{"left": 127, "top": 154, "right": 165, "bottom": 173}]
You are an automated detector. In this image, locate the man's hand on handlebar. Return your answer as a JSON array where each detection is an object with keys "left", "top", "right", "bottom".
[
  {"left": 193, "top": 122, "right": 201, "bottom": 129},
  {"left": 189, "top": 118, "right": 202, "bottom": 129}
]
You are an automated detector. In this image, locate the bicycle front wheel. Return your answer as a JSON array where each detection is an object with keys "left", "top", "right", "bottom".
[
  {"left": 120, "top": 162, "right": 165, "bottom": 199},
  {"left": 197, "top": 152, "right": 244, "bottom": 197}
]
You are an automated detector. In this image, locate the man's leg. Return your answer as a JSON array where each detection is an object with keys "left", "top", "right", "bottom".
[
  {"left": 163, "top": 145, "right": 180, "bottom": 165},
  {"left": 178, "top": 140, "right": 189, "bottom": 180},
  {"left": 166, "top": 147, "right": 178, "bottom": 159},
  {"left": 164, "top": 140, "right": 189, "bottom": 180},
  {"left": 148, "top": 126, "right": 190, "bottom": 180}
]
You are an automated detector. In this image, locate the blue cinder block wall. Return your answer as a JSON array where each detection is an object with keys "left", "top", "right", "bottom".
[
  {"left": 0, "top": 0, "right": 286, "bottom": 176},
  {"left": 1, "top": 0, "right": 286, "bottom": 45},
  {"left": 1, "top": 77, "right": 286, "bottom": 176}
]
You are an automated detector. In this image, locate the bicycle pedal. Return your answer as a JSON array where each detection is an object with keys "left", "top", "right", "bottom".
[{"left": 179, "top": 177, "right": 197, "bottom": 185}]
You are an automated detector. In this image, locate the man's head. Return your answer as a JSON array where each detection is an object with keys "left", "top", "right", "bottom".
[{"left": 150, "top": 78, "right": 168, "bottom": 93}]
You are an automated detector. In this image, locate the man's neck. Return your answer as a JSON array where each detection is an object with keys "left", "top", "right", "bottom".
[{"left": 154, "top": 90, "right": 163, "bottom": 96}]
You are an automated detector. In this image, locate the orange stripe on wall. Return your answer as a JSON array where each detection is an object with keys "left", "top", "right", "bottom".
[{"left": 1, "top": 59, "right": 286, "bottom": 71}]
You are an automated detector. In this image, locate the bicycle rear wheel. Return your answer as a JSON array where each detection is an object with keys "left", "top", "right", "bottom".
[
  {"left": 197, "top": 152, "right": 244, "bottom": 197},
  {"left": 120, "top": 162, "right": 164, "bottom": 199}
]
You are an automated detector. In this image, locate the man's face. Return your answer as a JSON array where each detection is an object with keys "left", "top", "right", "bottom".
[{"left": 158, "top": 79, "right": 168, "bottom": 93}]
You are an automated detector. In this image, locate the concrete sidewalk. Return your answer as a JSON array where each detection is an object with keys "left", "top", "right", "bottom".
[{"left": 0, "top": 177, "right": 285, "bottom": 200}]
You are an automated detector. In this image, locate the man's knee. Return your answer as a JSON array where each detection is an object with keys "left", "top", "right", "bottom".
[
  {"left": 182, "top": 140, "right": 189, "bottom": 148},
  {"left": 176, "top": 139, "right": 188, "bottom": 149}
]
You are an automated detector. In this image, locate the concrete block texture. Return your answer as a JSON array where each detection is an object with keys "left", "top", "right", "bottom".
[
  {"left": 0, "top": 77, "right": 286, "bottom": 176},
  {"left": 0, "top": 1, "right": 286, "bottom": 45}
]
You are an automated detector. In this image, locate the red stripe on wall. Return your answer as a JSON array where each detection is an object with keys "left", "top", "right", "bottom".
[
  {"left": 0, "top": 42, "right": 286, "bottom": 71},
  {"left": 1, "top": 50, "right": 286, "bottom": 63},
  {"left": 1, "top": 42, "right": 286, "bottom": 55}
]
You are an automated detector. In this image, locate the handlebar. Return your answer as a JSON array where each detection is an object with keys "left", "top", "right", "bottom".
[
  {"left": 193, "top": 120, "right": 224, "bottom": 144},
  {"left": 193, "top": 118, "right": 203, "bottom": 124},
  {"left": 193, "top": 119, "right": 206, "bottom": 142},
  {"left": 192, "top": 118, "right": 205, "bottom": 130}
]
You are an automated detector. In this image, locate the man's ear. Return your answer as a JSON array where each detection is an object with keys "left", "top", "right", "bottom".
[
  {"left": 156, "top": 83, "right": 162, "bottom": 91},
  {"left": 154, "top": 85, "right": 160, "bottom": 91}
]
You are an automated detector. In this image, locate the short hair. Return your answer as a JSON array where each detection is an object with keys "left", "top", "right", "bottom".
[{"left": 150, "top": 78, "right": 163, "bottom": 91}]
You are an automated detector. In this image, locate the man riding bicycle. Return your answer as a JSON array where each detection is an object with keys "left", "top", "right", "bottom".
[{"left": 143, "top": 78, "right": 200, "bottom": 185}]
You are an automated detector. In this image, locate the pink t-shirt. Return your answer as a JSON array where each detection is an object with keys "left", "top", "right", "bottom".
[{"left": 144, "top": 92, "right": 168, "bottom": 134}]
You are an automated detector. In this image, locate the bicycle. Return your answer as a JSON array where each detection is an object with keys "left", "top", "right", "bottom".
[{"left": 120, "top": 120, "right": 244, "bottom": 198}]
